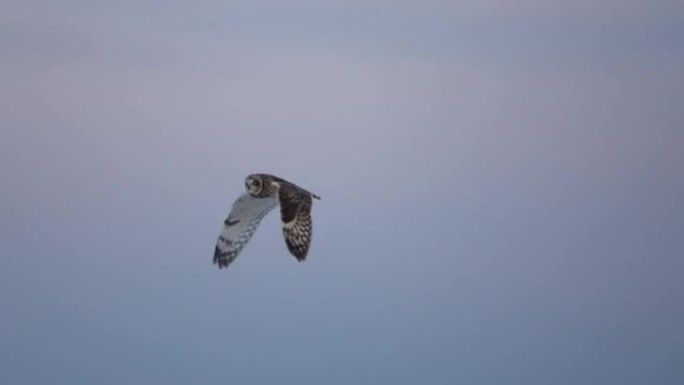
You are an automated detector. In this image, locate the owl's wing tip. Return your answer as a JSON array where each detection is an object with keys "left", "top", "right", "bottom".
[{"left": 213, "top": 247, "right": 233, "bottom": 269}]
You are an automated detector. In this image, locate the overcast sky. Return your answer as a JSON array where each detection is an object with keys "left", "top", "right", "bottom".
[{"left": 1, "top": 1, "right": 682, "bottom": 384}]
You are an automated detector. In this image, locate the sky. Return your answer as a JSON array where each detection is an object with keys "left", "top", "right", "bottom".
[{"left": 1, "top": 1, "right": 683, "bottom": 384}]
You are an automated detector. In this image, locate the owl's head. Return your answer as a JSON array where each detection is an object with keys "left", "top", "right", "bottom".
[{"left": 245, "top": 174, "right": 265, "bottom": 196}]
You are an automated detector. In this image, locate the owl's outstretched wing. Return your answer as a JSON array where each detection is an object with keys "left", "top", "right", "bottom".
[
  {"left": 277, "top": 184, "right": 317, "bottom": 261},
  {"left": 213, "top": 193, "right": 278, "bottom": 269}
]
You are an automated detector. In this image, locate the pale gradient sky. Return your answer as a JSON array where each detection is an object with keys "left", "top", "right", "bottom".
[{"left": 1, "top": 1, "right": 683, "bottom": 384}]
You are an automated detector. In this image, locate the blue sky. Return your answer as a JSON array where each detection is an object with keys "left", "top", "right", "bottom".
[{"left": 1, "top": 1, "right": 682, "bottom": 384}]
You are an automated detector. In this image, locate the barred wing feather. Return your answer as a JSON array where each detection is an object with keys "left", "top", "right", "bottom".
[{"left": 213, "top": 194, "right": 278, "bottom": 269}]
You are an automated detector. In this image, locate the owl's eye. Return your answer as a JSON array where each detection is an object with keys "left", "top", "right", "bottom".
[{"left": 251, "top": 180, "right": 260, "bottom": 186}]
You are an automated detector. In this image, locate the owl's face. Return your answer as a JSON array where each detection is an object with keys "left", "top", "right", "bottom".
[{"left": 245, "top": 175, "right": 264, "bottom": 196}]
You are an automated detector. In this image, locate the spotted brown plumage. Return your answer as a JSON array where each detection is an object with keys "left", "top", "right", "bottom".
[
  {"left": 213, "top": 173, "right": 320, "bottom": 269},
  {"left": 278, "top": 183, "right": 315, "bottom": 261}
]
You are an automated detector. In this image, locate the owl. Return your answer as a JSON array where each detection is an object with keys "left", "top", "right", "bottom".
[{"left": 213, "top": 173, "right": 321, "bottom": 269}]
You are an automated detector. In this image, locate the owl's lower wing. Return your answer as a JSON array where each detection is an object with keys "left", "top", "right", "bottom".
[
  {"left": 278, "top": 184, "right": 314, "bottom": 261},
  {"left": 214, "top": 193, "right": 278, "bottom": 269}
]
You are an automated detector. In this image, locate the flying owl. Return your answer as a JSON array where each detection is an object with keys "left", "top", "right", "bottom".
[{"left": 213, "top": 173, "right": 321, "bottom": 269}]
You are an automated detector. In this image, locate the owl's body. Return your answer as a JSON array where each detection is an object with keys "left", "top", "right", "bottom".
[{"left": 213, "top": 173, "right": 320, "bottom": 269}]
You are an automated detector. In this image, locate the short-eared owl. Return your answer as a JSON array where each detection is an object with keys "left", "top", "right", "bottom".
[{"left": 213, "top": 173, "right": 321, "bottom": 269}]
